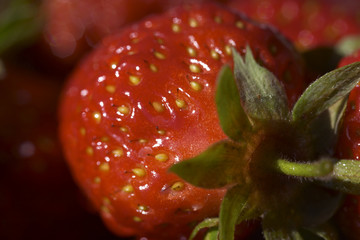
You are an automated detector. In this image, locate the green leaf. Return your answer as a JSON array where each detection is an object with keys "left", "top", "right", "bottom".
[
  {"left": 292, "top": 62, "right": 360, "bottom": 124},
  {"left": 0, "top": 0, "right": 43, "bottom": 55},
  {"left": 232, "top": 46, "right": 289, "bottom": 122},
  {"left": 169, "top": 140, "right": 248, "bottom": 188},
  {"left": 216, "top": 65, "right": 252, "bottom": 141},
  {"left": 219, "top": 184, "right": 253, "bottom": 240},
  {"left": 189, "top": 218, "right": 219, "bottom": 240},
  {"left": 336, "top": 35, "right": 360, "bottom": 57},
  {"left": 320, "top": 159, "right": 360, "bottom": 194}
]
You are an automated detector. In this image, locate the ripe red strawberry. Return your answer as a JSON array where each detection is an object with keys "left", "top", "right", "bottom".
[
  {"left": 228, "top": 0, "right": 360, "bottom": 50},
  {"left": 59, "top": 3, "right": 306, "bottom": 239},
  {"left": 335, "top": 49, "right": 360, "bottom": 240},
  {"left": 43, "top": 0, "right": 229, "bottom": 60}
]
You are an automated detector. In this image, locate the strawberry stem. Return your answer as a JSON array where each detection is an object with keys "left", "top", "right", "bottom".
[{"left": 275, "top": 158, "right": 334, "bottom": 178}]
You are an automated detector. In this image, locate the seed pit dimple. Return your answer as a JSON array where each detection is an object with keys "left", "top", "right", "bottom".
[
  {"left": 155, "top": 153, "right": 169, "bottom": 162},
  {"left": 105, "top": 85, "right": 116, "bottom": 93},
  {"left": 189, "top": 18, "right": 198, "bottom": 27},
  {"left": 171, "top": 181, "right": 185, "bottom": 191},
  {"left": 172, "top": 23, "right": 181, "bottom": 33},
  {"left": 118, "top": 105, "right": 130, "bottom": 115},
  {"left": 189, "top": 64, "right": 201, "bottom": 73},
  {"left": 99, "top": 162, "right": 110, "bottom": 172},
  {"left": 190, "top": 81, "right": 203, "bottom": 91},
  {"left": 129, "top": 75, "right": 141, "bottom": 85},
  {"left": 154, "top": 51, "right": 166, "bottom": 60},
  {"left": 175, "top": 99, "right": 187, "bottom": 109},
  {"left": 152, "top": 101, "right": 165, "bottom": 112}
]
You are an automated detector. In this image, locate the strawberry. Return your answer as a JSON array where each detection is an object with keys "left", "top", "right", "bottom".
[
  {"left": 59, "top": 3, "right": 306, "bottom": 239},
  {"left": 334, "top": 49, "right": 360, "bottom": 240},
  {"left": 228, "top": 0, "right": 360, "bottom": 51},
  {"left": 43, "top": 0, "right": 229, "bottom": 60}
]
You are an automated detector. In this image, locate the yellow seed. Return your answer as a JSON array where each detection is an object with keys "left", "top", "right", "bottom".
[
  {"left": 133, "top": 216, "right": 142, "bottom": 222},
  {"left": 80, "top": 127, "right": 86, "bottom": 136},
  {"left": 187, "top": 47, "right": 197, "bottom": 57},
  {"left": 155, "top": 153, "right": 169, "bottom": 162},
  {"left": 214, "top": 16, "right": 222, "bottom": 23},
  {"left": 128, "top": 51, "right": 136, "bottom": 55},
  {"left": 157, "top": 129, "right": 166, "bottom": 135},
  {"left": 157, "top": 38, "right": 164, "bottom": 44},
  {"left": 86, "top": 146, "right": 94, "bottom": 156},
  {"left": 190, "top": 81, "right": 203, "bottom": 91},
  {"left": 99, "top": 162, "right": 110, "bottom": 172},
  {"left": 189, "top": 18, "right": 198, "bottom": 27},
  {"left": 171, "top": 181, "right": 185, "bottom": 191},
  {"left": 122, "top": 184, "right": 134, "bottom": 193},
  {"left": 93, "top": 111, "right": 101, "bottom": 124},
  {"left": 172, "top": 23, "right": 181, "bottom": 33},
  {"left": 105, "top": 85, "right": 116, "bottom": 93},
  {"left": 101, "top": 136, "right": 109, "bottom": 142},
  {"left": 189, "top": 64, "right": 201, "bottom": 73},
  {"left": 120, "top": 126, "right": 128, "bottom": 132},
  {"left": 154, "top": 51, "right": 166, "bottom": 60},
  {"left": 139, "top": 139, "right": 148, "bottom": 144},
  {"left": 132, "top": 168, "right": 146, "bottom": 177},
  {"left": 103, "top": 197, "right": 111, "bottom": 205},
  {"left": 236, "top": 21, "right": 245, "bottom": 29},
  {"left": 149, "top": 63, "right": 158, "bottom": 72},
  {"left": 131, "top": 38, "right": 139, "bottom": 44},
  {"left": 137, "top": 205, "right": 149, "bottom": 212},
  {"left": 101, "top": 205, "right": 110, "bottom": 213},
  {"left": 152, "top": 101, "right": 165, "bottom": 112},
  {"left": 112, "top": 148, "right": 124, "bottom": 157},
  {"left": 225, "top": 45, "right": 232, "bottom": 55},
  {"left": 118, "top": 105, "right": 130, "bottom": 115},
  {"left": 210, "top": 49, "right": 220, "bottom": 60},
  {"left": 175, "top": 99, "right": 187, "bottom": 108},
  {"left": 94, "top": 176, "right": 101, "bottom": 184},
  {"left": 129, "top": 75, "right": 141, "bottom": 85}
]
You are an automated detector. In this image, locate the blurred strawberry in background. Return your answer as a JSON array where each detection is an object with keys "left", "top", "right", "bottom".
[{"left": 228, "top": 0, "right": 360, "bottom": 51}]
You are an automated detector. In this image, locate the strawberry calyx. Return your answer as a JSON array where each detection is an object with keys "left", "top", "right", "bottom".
[{"left": 170, "top": 46, "right": 360, "bottom": 240}]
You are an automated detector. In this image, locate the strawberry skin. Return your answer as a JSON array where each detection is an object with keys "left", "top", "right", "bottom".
[
  {"left": 59, "top": 3, "right": 306, "bottom": 239},
  {"left": 228, "top": 0, "right": 360, "bottom": 50},
  {"left": 335, "top": 49, "right": 360, "bottom": 240}
]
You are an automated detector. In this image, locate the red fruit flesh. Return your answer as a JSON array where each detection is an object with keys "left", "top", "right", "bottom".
[
  {"left": 335, "top": 49, "right": 360, "bottom": 240},
  {"left": 59, "top": 3, "right": 306, "bottom": 239},
  {"left": 228, "top": 0, "right": 360, "bottom": 50}
]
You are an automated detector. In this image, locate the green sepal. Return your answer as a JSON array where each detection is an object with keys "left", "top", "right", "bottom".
[
  {"left": 204, "top": 227, "right": 219, "bottom": 240},
  {"left": 319, "top": 159, "right": 360, "bottom": 194},
  {"left": 169, "top": 140, "right": 248, "bottom": 189},
  {"left": 291, "top": 62, "right": 360, "bottom": 125},
  {"left": 336, "top": 35, "right": 360, "bottom": 57},
  {"left": 219, "top": 184, "right": 254, "bottom": 240},
  {"left": 189, "top": 218, "right": 219, "bottom": 240},
  {"left": 232, "top": 46, "right": 289, "bottom": 122},
  {"left": 216, "top": 65, "right": 252, "bottom": 141},
  {"left": 0, "top": 0, "right": 43, "bottom": 55}
]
